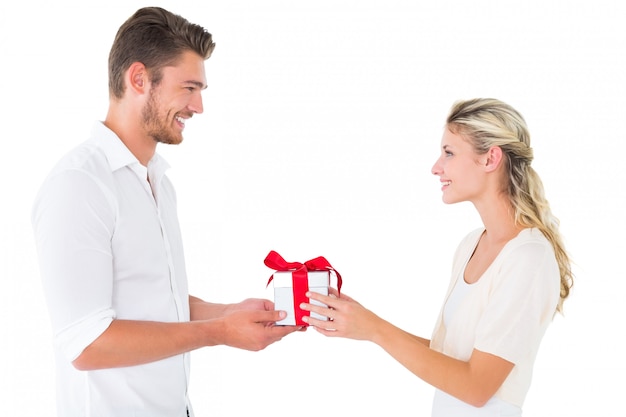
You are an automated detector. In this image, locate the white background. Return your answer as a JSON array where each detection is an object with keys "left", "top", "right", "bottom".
[{"left": 1, "top": 1, "right": 624, "bottom": 416}]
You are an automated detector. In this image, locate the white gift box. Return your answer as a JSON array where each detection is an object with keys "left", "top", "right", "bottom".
[{"left": 272, "top": 270, "right": 330, "bottom": 326}]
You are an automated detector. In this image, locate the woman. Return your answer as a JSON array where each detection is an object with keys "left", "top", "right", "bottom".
[{"left": 301, "top": 98, "right": 573, "bottom": 416}]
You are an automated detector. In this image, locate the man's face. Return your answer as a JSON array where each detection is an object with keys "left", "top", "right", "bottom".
[{"left": 142, "top": 50, "right": 207, "bottom": 145}]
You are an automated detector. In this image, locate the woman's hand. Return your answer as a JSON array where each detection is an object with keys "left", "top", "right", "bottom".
[{"left": 300, "top": 287, "right": 383, "bottom": 341}]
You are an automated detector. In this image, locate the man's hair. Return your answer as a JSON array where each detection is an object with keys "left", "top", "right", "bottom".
[{"left": 108, "top": 7, "right": 215, "bottom": 99}]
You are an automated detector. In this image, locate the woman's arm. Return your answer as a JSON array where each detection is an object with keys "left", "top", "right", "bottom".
[{"left": 301, "top": 290, "right": 513, "bottom": 407}]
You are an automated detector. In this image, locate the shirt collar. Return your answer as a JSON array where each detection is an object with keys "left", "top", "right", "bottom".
[{"left": 89, "top": 121, "right": 170, "bottom": 179}]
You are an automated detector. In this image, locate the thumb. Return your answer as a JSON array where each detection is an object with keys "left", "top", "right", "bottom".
[{"left": 255, "top": 309, "right": 287, "bottom": 323}]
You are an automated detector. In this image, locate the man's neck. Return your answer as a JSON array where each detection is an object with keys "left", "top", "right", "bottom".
[{"left": 104, "top": 106, "right": 156, "bottom": 166}]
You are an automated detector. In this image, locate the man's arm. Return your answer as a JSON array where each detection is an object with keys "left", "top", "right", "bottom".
[
  {"left": 72, "top": 319, "right": 209, "bottom": 370},
  {"left": 189, "top": 295, "right": 280, "bottom": 321},
  {"left": 72, "top": 307, "right": 297, "bottom": 371},
  {"left": 189, "top": 295, "right": 228, "bottom": 320}
]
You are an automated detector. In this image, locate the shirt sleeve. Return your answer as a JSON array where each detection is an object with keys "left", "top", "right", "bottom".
[
  {"left": 473, "top": 239, "right": 560, "bottom": 364},
  {"left": 32, "top": 168, "right": 117, "bottom": 362}
]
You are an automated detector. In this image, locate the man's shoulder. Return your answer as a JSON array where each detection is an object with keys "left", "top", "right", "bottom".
[
  {"left": 49, "top": 139, "right": 109, "bottom": 178},
  {"left": 48, "top": 122, "right": 128, "bottom": 177}
]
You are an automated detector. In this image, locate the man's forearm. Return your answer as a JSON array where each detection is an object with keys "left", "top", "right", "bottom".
[
  {"left": 71, "top": 318, "right": 220, "bottom": 371},
  {"left": 72, "top": 298, "right": 295, "bottom": 370},
  {"left": 189, "top": 295, "right": 230, "bottom": 320}
]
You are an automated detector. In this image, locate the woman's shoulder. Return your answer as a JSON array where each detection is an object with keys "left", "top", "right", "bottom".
[
  {"left": 458, "top": 227, "right": 485, "bottom": 248},
  {"left": 496, "top": 228, "right": 557, "bottom": 273},
  {"left": 450, "top": 228, "right": 485, "bottom": 265},
  {"left": 506, "top": 228, "right": 553, "bottom": 253}
]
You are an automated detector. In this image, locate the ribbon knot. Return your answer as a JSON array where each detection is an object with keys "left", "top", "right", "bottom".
[{"left": 265, "top": 250, "right": 342, "bottom": 326}]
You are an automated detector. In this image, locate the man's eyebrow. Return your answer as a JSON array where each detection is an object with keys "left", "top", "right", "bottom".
[{"left": 184, "top": 80, "right": 207, "bottom": 90}]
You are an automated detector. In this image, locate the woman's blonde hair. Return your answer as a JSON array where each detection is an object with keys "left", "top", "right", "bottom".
[{"left": 447, "top": 98, "right": 573, "bottom": 313}]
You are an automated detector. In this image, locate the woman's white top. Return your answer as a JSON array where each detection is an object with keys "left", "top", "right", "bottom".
[{"left": 430, "top": 228, "right": 560, "bottom": 416}]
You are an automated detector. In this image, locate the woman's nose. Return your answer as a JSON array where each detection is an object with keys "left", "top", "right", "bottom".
[{"left": 431, "top": 157, "right": 442, "bottom": 176}]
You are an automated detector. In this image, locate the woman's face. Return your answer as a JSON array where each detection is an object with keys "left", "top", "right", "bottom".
[{"left": 431, "top": 128, "right": 488, "bottom": 205}]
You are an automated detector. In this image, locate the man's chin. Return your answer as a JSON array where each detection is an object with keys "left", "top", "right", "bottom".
[{"left": 153, "top": 134, "right": 184, "bottom": 145}]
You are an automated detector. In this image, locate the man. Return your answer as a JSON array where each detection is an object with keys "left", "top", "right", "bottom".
[{"left": 31, "top": 7, "right": 299, "bottom": 416}]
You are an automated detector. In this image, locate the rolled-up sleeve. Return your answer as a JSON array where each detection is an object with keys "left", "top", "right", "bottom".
[{"left": 32, "top": 168, "right": 117, "bottom": 361}]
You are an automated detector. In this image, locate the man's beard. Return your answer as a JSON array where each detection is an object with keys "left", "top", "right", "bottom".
[{"left": 142, "top": 88, "right": 182, "bottom": 145}]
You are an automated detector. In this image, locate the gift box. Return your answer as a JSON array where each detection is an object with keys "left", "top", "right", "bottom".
[
  {"left": 272, "top": 271, "right": 330, "bottom": 326},
  {"left": 264, "top": 250, "right": 342, "bottom": 326}
]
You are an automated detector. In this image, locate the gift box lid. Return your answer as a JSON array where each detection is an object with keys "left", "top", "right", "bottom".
[{"left": 272, "top": 270, "right": 330, "bottom": 288}]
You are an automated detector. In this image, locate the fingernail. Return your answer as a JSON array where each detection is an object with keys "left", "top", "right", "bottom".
[{"left": 278, "top": 311, "right": 286, "bottom": 319}]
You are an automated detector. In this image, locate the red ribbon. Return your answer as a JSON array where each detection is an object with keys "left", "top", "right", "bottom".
[{"left": 265, "top": 250, "right": 342, "bottom": 326}]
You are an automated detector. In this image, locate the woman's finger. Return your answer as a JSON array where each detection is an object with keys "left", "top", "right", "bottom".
[
  {"left": 300, "top": 301, "right": 333, "bottom": 320},
  {"left": 302, "top": 315, "right": 340, "bottom": 335},
  {"left": 306, "top": 291, "right": 342, "bottom": 309}
]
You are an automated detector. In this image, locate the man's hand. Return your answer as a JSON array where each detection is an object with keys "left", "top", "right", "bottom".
[
  {"left": 217, "top": 308, "right": 302, "bottom": 351},
  {"left": 224, "top": 298, "right": 274, "bottom": 315},
  {"left": 189, "top": 296, "right": 273, "bottom": 321}
]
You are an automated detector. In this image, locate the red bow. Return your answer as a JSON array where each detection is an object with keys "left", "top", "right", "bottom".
[{"left": 265, "top": 250, "right": 342, "bottom": 325}]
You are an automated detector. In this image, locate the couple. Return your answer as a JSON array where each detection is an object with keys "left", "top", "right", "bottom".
[{"left": 31, "top": 7, "right": 573, "bottom": 417}]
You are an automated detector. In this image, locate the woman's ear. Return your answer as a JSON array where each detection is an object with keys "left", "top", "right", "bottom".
[{"left": 484, "top": 146, "right": 504, "bottom": 173}]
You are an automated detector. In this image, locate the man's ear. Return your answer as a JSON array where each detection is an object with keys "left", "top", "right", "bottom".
[
  {"left": 484, "top": 146, "right": 504, "bottom": 173},
  {"left": 126, "top": 62, "right": 148, "bottom": 94}
]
